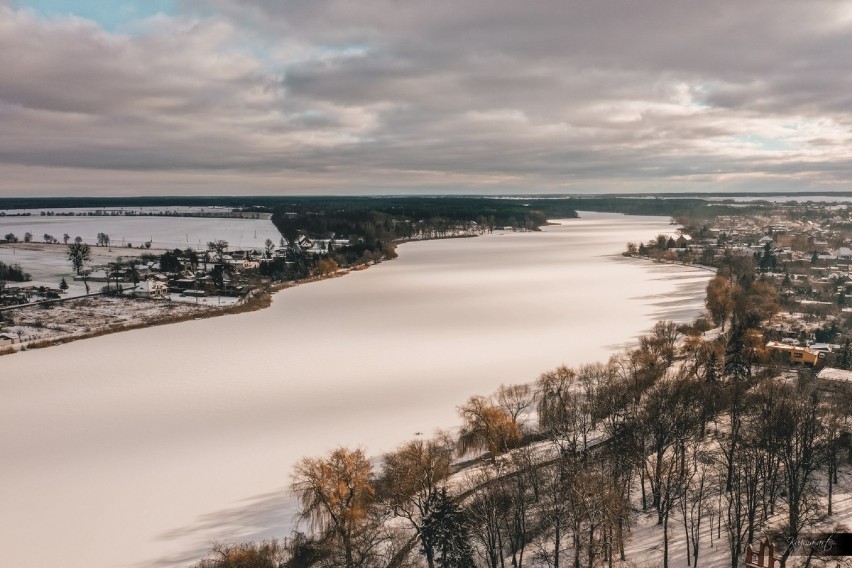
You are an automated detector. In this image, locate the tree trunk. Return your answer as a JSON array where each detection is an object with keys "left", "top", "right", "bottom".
[
  {"left": 588, "top": 524, "right": 595, "bottom": 568},
  {"left": 828, "top": 455, "right": 835, "bottom": 516},
  {"left": 683, "top": 505, "right": 691, "bottom": 566},
  {"left": 554, "top": 518, "right": 561, "bottom": 568},
  {"left": 573, "top": 531, "right": 581, "bottom": 568}
]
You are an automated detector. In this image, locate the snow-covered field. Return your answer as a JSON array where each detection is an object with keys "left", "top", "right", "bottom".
[
  {"left": 0, "top": 242, "right": 145, "bottom": 296},
  {"left": 0, "top": 215, "right": 281, "bottom": 250},
  {"left": 1, "top": 206, "right": 250, "bottom": 216},
  {"left": 2, "top": 296, "right": 215, "bottom": 347}
]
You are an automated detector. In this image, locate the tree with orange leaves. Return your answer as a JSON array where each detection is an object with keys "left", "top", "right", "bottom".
[{"left": 291, "top": 447, "right": 376, "bottom": 568}]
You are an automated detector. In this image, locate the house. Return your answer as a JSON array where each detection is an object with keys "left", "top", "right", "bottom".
[
  {"left": 765, "top": 341, "right": 825, "bottom": 367},
  {"left": 835, "top": 247, "right": 852, "bottom": 260},
  {"left": 131, "top": 278, "right": 169, "bottom": 300},
  {"left": 675, "top": 234, "right": 692, "bottom": 247},
  {"left": 816, "top": 367, "right": 852, "bottom": 395}
]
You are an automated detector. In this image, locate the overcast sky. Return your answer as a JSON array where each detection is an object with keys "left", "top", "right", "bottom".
[{"left": 2, "top": 0, "right": 852, "bottom": 196}]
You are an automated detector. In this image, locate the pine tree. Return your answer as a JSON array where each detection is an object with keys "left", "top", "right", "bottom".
[
  {"left": 724, "top": 324, "right": 749, "bottom": 381},
  {"left": 421, "top": 489, "right": 475, "bottom": 568},
  {"left": 705, "top": 349, "right": 719, "bottom": 383},
  {"left": 59, "top": 277, "right": 68, "bottom": 291}
]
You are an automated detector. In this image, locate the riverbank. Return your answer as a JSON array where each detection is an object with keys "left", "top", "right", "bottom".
[
  {"left": 0, "top": 269, "right": 359, "bottom": 356},
  {"left": 0, "top": 232, "right": 497, "bottom": 356}
]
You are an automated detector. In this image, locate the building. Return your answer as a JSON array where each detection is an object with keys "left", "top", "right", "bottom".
[
  {"left": 816, "top": 367, "right": 852, "bottom": 396},
  {"left": 765, "top": 341, "right": 825, "bottom": 367}
]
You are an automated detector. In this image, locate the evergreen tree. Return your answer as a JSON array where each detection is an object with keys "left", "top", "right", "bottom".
[
  {"left": 724, "top": 324, "right": 749, "bottom": 381},
  {"left": 838, "top": 339, "right": 852, "bottom": 370},
  {"left": 705, "top": 349, "right": 719, "bottom": 383},
  {"left": 421, "top": 489, "right": 475, "bottom": 568},
  {"left": 59, "top": 277, "right": 68, "bottom": 291}
]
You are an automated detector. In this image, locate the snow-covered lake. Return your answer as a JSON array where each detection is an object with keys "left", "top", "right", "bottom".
[{"left": 0, "top": 212, "right": 711, "bottom": 568}]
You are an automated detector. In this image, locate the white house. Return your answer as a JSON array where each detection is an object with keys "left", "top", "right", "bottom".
[
  {"left": 834, "top": 247, "right": 852, "bottom": 260},
  {"left": 131, "top": 278, "right": 169, "bottom": 300}
]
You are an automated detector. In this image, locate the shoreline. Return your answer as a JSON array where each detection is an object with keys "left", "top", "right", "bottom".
[
  {"left": 0, "top": 219, "right": 701, "bottom": 357},
  {"left": 0, "top": 229, "right": 514, "bottom": 357},
  {"left": 0, "top": 269, "right": 358, "bottom": 357}
]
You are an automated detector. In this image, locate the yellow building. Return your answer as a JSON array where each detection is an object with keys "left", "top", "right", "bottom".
[{"left": 765, "top": 341, "right": 825, "bottom": 367}]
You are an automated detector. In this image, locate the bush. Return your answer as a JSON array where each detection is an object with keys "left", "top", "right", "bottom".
[
  {"left": 693, "top": 316, "right": 714, "bottom": 332},
  {"left": 192, "top": 540, "right": 287, "bottom": 568},
  {"left": 0, "top": 261, "right": 31, "bottom": 282}
]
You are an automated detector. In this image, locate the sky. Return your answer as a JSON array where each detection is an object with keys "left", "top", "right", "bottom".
[{"left": 1, "top": 1, "right": 852, "bottom": 196}]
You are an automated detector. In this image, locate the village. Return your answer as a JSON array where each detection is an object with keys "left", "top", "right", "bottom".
[
  {"left": 0, "top": 230, "right": 350, "bottom": 352},
  {"left": 623, "top": 199, "right": 852, "bottom": 391}
]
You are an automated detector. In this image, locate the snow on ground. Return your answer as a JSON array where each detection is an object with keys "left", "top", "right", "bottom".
[
  {"left": 1, "top": 296, "right": 215, "bottom": 347},
  {"left": 621, "top": 446, "right": 852, "bottom": 568},
  {"left": 0, "top": 242, "right": 144, "bottom": 296},
  {"left": 0, "top": 215, "right": 281, "bottom": 250},
  {"left": 1, "top": 206, "right": 252, "bottom": 216}
]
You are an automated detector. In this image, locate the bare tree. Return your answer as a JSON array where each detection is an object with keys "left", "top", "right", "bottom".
[
  {"left": 678, "top": 449, "right": 711, "bottom": 567},
  {"left": 495, "top": 383, "right": 534, "bottom": 427},
  {"left": 537, "top": 366, "right": 594, "bottom": 455},
  {"left": 291, "top": 447, "right": 377, "bottom": 568},
  {"left": 458, "top": 396, "right": 522, "bottom": 463},
  {"left": 380, "top": 432, "right": 454, "bottom": 568},
  {"left": 776, "top": 386, "right": 825, "bottom": 567},
  {"left": 640, "top": 376, "right": 702, "bottom": 521}
]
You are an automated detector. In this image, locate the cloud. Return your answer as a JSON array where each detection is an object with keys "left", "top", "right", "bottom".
[{"left": 2, "top": 1, "right": 852, "bottom": 195}]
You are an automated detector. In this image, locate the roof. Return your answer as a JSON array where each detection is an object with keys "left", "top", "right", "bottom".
[{"left": 817, "top": 367, "right": 852, "bottom": 383}]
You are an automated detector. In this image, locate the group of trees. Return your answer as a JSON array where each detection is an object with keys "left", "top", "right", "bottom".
[
  {"left": 191, "top": 275, "right": 852, "bottom": 568},
  {"left": 269, "top": 198, "right": 579, "bottom": 276},
  {"left": 0, "top": 260, "right": 31, "bottom": 283},
  {"left": 705, "top": 275, "right": 778, "bottom": 332},
  {"left": 625, "top": 234, "right": 699, "bottom": 265}
]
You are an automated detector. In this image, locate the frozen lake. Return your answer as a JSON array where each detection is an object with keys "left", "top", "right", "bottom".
[{"left": 0, "top": 212, "right": 711, "bottom": 568}]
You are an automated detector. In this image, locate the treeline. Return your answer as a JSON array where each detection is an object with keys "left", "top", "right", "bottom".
[
  {"left": 564, "top": 197, "right": 763, "bottom": 220},
  {"left": 269, "top": 197, "right": 578, "bottom": 272}
]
